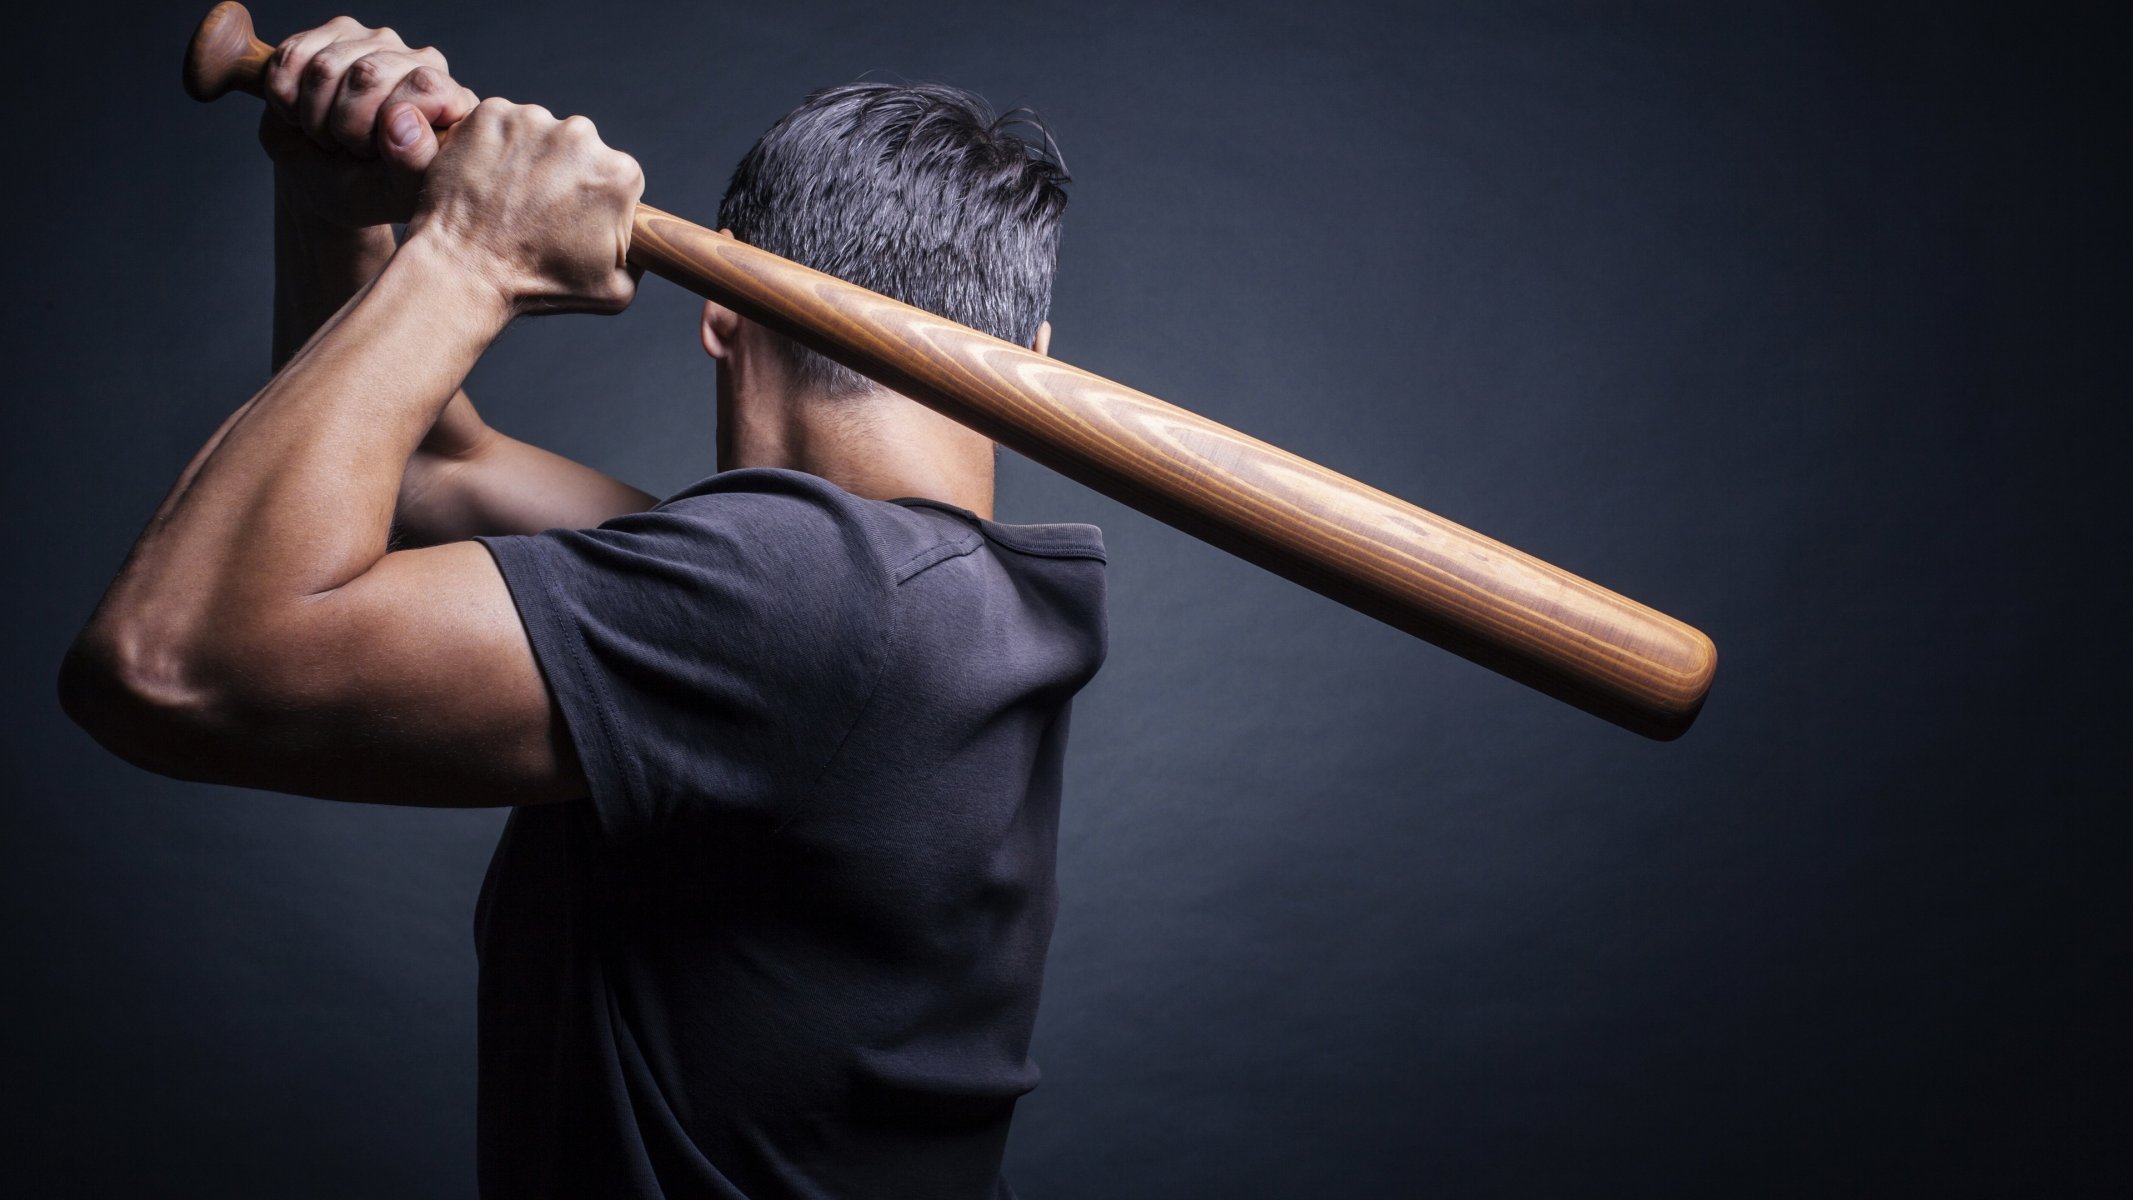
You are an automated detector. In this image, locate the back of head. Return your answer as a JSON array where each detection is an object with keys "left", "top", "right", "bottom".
[{"left": 718, "top": 82, "right": 1071, "bottom": 399}]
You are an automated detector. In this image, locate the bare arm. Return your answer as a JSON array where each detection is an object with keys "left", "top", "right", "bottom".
[
  {"left": 60, "top": 96, "right": 645, "bottom": 806},
  {"left": 257, "top": 17, "right": 654, "bottom": 544},
  {"left": 393, "top": 394, "right": 659, "bottom": 544}
]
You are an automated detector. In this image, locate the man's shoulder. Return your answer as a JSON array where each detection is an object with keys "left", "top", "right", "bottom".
[
  {"left": 648, "top": 469, "right": 1107, "bottom": 673},
  {"left": 483, "top": 469, "right": 896, "bottom": 658},
  {"left": 612, "top": 467, "right": 895, "bottom": 592},
  {"left": 651, "top": 466, "right": 878, "bottom": 536},
  {"left": 879, "top": 497, "right": 1107, "bottom": 577},
  {"left": 647, "top": 467, "right": 1106, "bottom": 588}
]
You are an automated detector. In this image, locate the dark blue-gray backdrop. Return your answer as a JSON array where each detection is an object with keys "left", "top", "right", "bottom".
[{"left": 5, "top": 0, "right": 2124, "bottom": 1195}]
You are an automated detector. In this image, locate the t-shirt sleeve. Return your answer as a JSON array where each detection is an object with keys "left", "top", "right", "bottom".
[{"left": 476, "top": 475, "right": 892, "bottom": 840}]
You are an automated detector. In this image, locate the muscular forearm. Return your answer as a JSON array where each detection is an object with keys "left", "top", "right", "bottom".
[
  {"left": 136, "top": 183, "right": 391, "bottom": 525},
  {"left": 274, "top": 178, "right": 396, "bottom": 370},
  {"left": 87, "top": 238, "right": 509, "bottom": 679},
  {"left": 149, "top": 183, "right": 397, "bottom": 512},
  {"left": 63, "top": 44, "right": 639, "bottom": 799},
  {"left": 273, "top": 172, "right": 651, "bottom": 542}
]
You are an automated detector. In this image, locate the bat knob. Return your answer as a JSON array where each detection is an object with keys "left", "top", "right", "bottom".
[{"left": 184, "top": 2, "right": 272, "bottom": 102}]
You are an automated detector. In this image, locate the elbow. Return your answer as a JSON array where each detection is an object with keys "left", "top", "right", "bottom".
[{"left": 58, "top": 622, "right": 223, "bottom": 781}]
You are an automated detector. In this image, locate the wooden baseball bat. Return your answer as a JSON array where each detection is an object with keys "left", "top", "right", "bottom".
[{"left": 184, "top": 2, "right": 1717, "bottom": 739}]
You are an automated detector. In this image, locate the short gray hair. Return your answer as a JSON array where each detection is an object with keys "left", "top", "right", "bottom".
[{"left": 717, "top": 81, "right": 1070, "bottom": 398}]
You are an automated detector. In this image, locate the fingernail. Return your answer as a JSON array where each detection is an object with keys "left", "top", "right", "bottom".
[{"left": 388, "top": 108, "right": 423, "bottom": 149}]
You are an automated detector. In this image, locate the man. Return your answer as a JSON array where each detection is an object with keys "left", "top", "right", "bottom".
[{"left": 59, "top": 15, "right": 1104, "bottom": 1198}]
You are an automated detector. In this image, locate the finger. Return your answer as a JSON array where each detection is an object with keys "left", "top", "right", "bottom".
[
  {"left": 298, "top": 35, "right": 400, "bottom": 147},
  {"left": 378, "top": 64, "right": 479, "bottom": 138},
  {"left": 296, "top": 39, "right": 365, "bottom": 144},
  {"left": 610, "top": 149, "right": 647, "bottom": 206},
  {"left": 327, "top": 50, "right": 429, "bottom": 158},
  {"left": 557, "top": 112, "right": 597, "bottom": 157},
  {"left": 465, "top": 96, "right": 516, "bottom": 128},
  {"left": 438, "top": 96, "right": 513, "bottom": 166},
  {"left": 559, "top": 113, "right": 621, "bottom": 178},
  {"left": 264, "top": 16, "right": 370, "bottom": 116},
  {"left": 605, "top": 148, "right": 646, "bottom": 275},
  {"left": 264, "top": 26, "right": 343, "bottom": 117},
  {"left": 456, "top": 96, "right": 514, "bottom": 147},
  {"left": 378, "top": 101, "right": 442, "bottom": 174}
]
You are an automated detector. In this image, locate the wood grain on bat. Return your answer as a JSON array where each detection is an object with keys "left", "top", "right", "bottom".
[{"left": 631, "top": 208, "right": 1715, "bottom": 736}]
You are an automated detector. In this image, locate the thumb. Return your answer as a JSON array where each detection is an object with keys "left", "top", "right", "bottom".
[{"left": 380, "top": 102, "right": 441, "bottom": 172}]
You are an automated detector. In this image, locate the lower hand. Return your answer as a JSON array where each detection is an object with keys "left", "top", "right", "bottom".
[
  {"left": 406, "top": 100, "right": 645, "bottom": 317},
  {"left": 259, "top": 16, "right": 479, "bottom": 228}
]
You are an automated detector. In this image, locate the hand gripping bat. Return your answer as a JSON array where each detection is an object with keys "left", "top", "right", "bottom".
[{"left": 184, "top": 2, "right": 1717, "bottom": 739}]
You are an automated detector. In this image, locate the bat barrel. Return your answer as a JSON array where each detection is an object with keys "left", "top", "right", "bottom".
[{"left": 629, "top": 208, "right": 1716, "bottom": 738}]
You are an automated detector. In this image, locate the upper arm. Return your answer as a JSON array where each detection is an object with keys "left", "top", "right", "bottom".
[
  {"left": 74, "top": 472, "right": 888, "bottom": 820},
  {"left": 187, "top": 541, "right": 586, "bottom": 807},
  {"left": 396, "top": 418, "right": 659, "bottom": 547}
]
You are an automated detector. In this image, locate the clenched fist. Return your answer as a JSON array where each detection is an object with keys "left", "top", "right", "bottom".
[
  {"left": 259, "top": 15, "right": 479, "bottom": 228},
  {"left": 407, "top": 100, "right": 644, "bottom": 317}
]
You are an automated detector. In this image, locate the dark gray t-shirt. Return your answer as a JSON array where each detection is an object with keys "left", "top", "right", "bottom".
[{"left": 473, "top": 467, "right": 1107, "bottom": 1199}]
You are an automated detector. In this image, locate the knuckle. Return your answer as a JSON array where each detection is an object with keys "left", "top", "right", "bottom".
[
  {"left": 469, "top": 98, "right": 514, "bottom": 132},
  {"left": 342, "top": 54, "right": 385, "bottom": 90},
  {"left": 304, "top": 50, "right": 344, "bottom": 84},
  {"left": 267, "top": 48, "right": 303, "bottom": 101},
  {"left": 271, "top": 36, "right": 306, "bottom": 74},
  {"left": 403, "top": 65, "right": 443, "bottom": 94},
  {"left": 373, "top": 25, "right": 400, "bottom": 45}
]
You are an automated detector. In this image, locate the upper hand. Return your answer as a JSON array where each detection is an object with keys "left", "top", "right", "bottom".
[
  {"left": 259, "top": 16, "right": 479, "bottom": 228},
  {"left": 406, "top": 99, "right": 644, "bottom": 317}
]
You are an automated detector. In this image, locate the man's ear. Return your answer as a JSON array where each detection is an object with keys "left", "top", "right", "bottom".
[
  {"left": 701, "top": 299, "right": 742, "bottom": 360},
  {"left": 1031, "top": 320, "right": 1052, "bottom": 358}
]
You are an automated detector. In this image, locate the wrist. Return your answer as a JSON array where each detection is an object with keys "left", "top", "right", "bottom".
[{"left": 386, "top": 235, "right": 519, "bottom": 338}]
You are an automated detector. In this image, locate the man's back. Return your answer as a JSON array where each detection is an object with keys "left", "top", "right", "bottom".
[{"left": 473, "top": 467, "right": 1106, "bottom": 1198}]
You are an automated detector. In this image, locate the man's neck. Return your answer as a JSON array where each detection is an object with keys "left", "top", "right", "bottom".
[{"left": 720, "top": 377, "right": 996, "bottom": 519}]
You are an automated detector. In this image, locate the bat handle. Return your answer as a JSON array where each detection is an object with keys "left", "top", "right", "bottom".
[{"left": 184, "top": 2, "right": 273, "bottom": 102}]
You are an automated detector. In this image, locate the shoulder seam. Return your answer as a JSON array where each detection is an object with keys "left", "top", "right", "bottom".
[
  {"left": 891, "top": 531, "right": 986, "bottom": 584},
  {"left": 883, "top": 497, "right": 1107, "bottom": 563},
  {"left": 979, "top": 535, "right": 1107, "bottom": 561}
]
